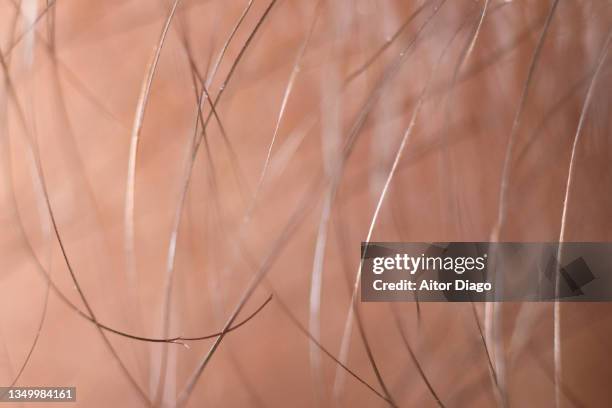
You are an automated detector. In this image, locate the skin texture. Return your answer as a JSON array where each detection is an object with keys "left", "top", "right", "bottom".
[{"left": 0, "top": 0, "right": 610, "bottom": 406}]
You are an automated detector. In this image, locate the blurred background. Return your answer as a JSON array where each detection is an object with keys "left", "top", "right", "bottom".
[{"left": 0, "top": 0, "right": 611, "bottom": 406}]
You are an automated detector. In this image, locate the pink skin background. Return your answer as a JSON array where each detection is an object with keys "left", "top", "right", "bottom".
[{"left": 0, "top": 0, "right": 611, "bottom": 406}]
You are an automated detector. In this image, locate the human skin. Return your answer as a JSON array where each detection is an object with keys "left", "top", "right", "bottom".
[{"left": 0, "top": 0, "right": 610, "bottom": 407}]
